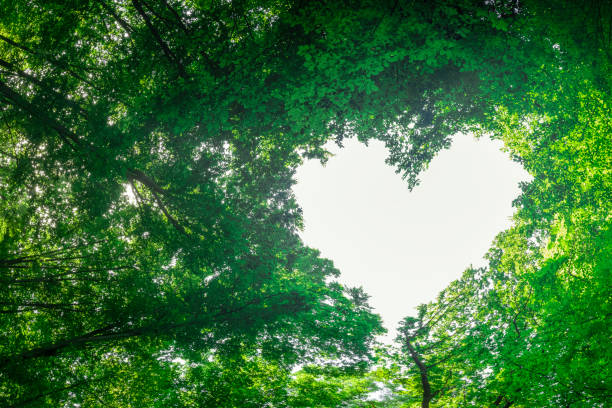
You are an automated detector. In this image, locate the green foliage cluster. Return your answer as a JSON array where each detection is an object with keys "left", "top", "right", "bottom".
[
  {"left": 0, "top": 0, "right": 609, "bottom": 407},
  {"left": 293, "top": 1, "right": 611, "bottom": 407}
]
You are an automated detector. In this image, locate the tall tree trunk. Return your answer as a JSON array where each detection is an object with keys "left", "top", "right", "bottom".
[{"left": 404, "top": 338, "right": 433, "bottom": 408}]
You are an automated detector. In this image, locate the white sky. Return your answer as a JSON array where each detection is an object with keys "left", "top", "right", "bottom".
[{"left": 293, "top": 135, "right": 530, "bottom": 342}]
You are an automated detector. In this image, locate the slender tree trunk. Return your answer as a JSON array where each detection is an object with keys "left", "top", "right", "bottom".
[
  {"left": 94, "top": 0, "right": 134, "bottom": 34},
  {"left": 404, "top": 338, "right": 433, "bottom": 408},
  {"left": 160, "top": 0, "right": 189, "bottom": 33},
  {"left": 0, "top": 34, "right": 98, "bottom": 87},
  {"left": 127, "top": 168, "right": 187, "bottom": 234},
  {"left": 1, "top": 294, "right": 283, "bottom": 363},
  {"left": 492, "top": 395, "right": 513, "bottom": 408},
  {"left": 0, "top": 80, "right": 83, "bottom": 150},
  {"left": 0, "top": 57, "right": 89, "bottom": 118},
  {"left": 131, "top": 0, "right": 187, "bottom": 78}
]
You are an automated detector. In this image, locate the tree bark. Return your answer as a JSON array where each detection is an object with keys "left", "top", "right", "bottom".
[
  {"left": 160, "top": 0, "right": 189, "bottom": 33},
  {"left": 0, "top": 293, "right": 284, "bottom": 363},
  {"left": 404, "top": 338, "right": 433, "bottom": 408},
  {"left": 0, "top": 57, "right": 89, "bottom": 118},
  {"left": 94, "top": 0, "right": 134, "bottom": 34},
  {"left": 127, "top": 169, "right": 188, "bottom": 234},
  {"left": 131, "top": 0, "right": 187, "bottom": 78},
  {"left": 0, "top": 33, "right": 99, "bottom": 88},
  {"left": 0, "top": 80, "right": 83, "bottom": 150}
]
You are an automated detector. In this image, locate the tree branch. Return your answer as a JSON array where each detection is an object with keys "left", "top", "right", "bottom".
[
  {"left": 131, "top": 0, "right": 187, "bottom": 78},
  {"left": 1, "top": 293, "right": 285, "bottom": 363},
  {"left": 94, "top": 0, "right": 135, "bottom": 34},
  {"left": 0, "top": 79, "right": 83, "bottom": 151},
  {"left": 0, "top": 57, "right": 89, "bottom": 118},
  {"left": 0, "top": 34, "right": 99, "bottom": 89},
  {"left": 127, "top": 168, "right": 187, "bottom": 235},
  {"left": 160, "top": 0, "right": 189, "bottom": 33}
]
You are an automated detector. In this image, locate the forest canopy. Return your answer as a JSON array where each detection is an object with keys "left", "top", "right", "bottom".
[{"left": 0, "top": 0, "right": 610, "bottom": 407}]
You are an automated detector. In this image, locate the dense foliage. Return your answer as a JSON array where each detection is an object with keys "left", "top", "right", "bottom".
[{"left": 0, "top": 0, "right": 609, "bottom": 406}]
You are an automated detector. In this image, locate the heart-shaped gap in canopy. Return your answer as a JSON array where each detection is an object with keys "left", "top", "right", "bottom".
[{"left": 293, "top": 136, "right": 530, "bottom": 341}]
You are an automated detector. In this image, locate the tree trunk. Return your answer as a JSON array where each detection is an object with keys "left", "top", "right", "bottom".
[{"left": 404, "top": 338, "right": 433, "bottom": 408}]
